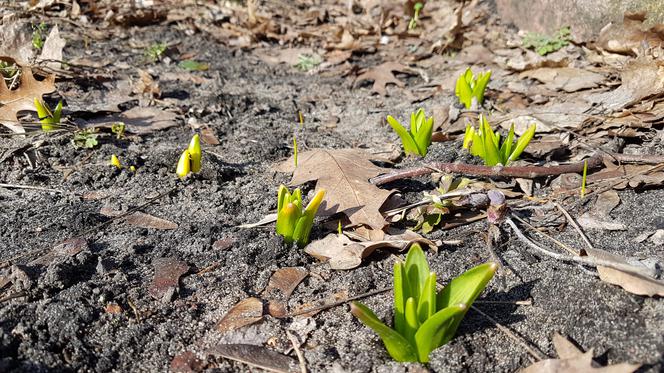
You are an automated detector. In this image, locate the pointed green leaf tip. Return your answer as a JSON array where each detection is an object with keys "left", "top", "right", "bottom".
[
  {"left": 275, "top": 186, "right": 325, "bottom": 247},
  {"left": 463, "top": 115, "right": 536, "bottom": 166},
  {"left": 351, "top": 243, "right": 497, "bottom": 362},
  {"left": 387, "top": 109, "right": 434, "bottom": 157},
  {"left": 455, "top": 68, "right": 491, "bottom": 109}
]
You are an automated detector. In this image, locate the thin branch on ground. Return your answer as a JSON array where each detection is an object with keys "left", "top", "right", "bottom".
[
  {"left": 511, "top": 215, "right": 579, "bottom": 256},
  {"left": 0, "top": 183, "right": 63, "bottom": 193},
  {"left": 505, "top": 218, "right": 655, "bottom": 278},
  {"left": 285, "top": 287, "right": 391, "bottom": 318},
  {"left": 286, "top": 330, "right": 307, "bottom": 373},
  {"left": 470, "top": 305, "right": 545, "bottom": 362},
  {"left": 554, "top": 203, "right": 595, "bottom": 250}
]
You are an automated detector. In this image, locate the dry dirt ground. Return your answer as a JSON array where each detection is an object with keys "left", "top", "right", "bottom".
[{"left": 1, "top": 1, "right": 663, "bottom": 372}]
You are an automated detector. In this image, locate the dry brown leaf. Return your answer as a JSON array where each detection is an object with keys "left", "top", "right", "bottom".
[
  {"left": 83, "top": 106, "right": 178, "bottom": 135},
  {"left": 207, "top": 344, "right": 295, "bottom": 373},
  {"left": 354, "top": 62, "right": 418, "bottom": 96},
  {"left": 262, "top": 267, "right": 308, "bottom": 300},
  {"left": 493, "top": 48, "right": 572, "bottom": 72},
  {"left": 305, "top": 231, "right": 436, "bottom": 270},
  {"left": 148, "top": 257, "right": 190, "bottom": 302},
  {"left": 38, "top": 25, "right": 66, "bottom": 71},
  {"left": 0, "top": 17, "right": 33, "bottom": 64},
  {"left": 0, "top": 58, "right": 56, "bottom": 133},
  {"left": 578, "top": 190, "right": 626, "bottom": 231},
  {"left": 584, "top": 248, "right": 664, "bottom": 297},
  {"left": 217, "top": 297, "right": 264, "bottom": 333},
  {"left": 133, "top": 69, "right": 161, "bottom": 97},
  {"left": 586, "top": 55, "right": 664, "bottom": 111},
  {"left": 520, "top": 67, "right": 605, "bottom": 92},
  {"left": 521, "top": 333, "right": 640, "bottom": 373},
  {"left": 100, "top": 207, "right": 178, "bottom": 230},
  {"left": 597, "top": 12, "right": 664, "bottom": 55},
  {"left": 277, "top": 149, "right": 394, "bottom": 230}
]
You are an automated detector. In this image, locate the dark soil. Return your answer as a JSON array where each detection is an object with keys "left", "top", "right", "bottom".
[{"left": 1, "top": 4, "right": 663, "bottom": 373}]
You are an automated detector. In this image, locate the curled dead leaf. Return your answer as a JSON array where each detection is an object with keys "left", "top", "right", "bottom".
[{"left": 217, "top": 297, "right": 264, "bottom": 333}]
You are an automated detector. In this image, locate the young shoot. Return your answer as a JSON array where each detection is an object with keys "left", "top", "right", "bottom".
[
  {"left": 34, "top": 98, "right": 63, "bottom": 131},
  {"left": 455, "top": 68, "right": 491, "bottom": 109},
  {"left": 387, "top": 108, "right": 434, "bottom": 157},
  {"left": 581, "top": 159, "right": 588, "bottom": 198},
  {"left": 276, "top": 185, "right": 326, "bottom": 248},
  {"left": 351, "top": 244, "right": 497, "bottom": 363},
  {"left": 462, "top": 115, "right": 536, "bottom": 166},
  {"left": 110, "top": 154, "right": 122, "bottom": 169},
  {"left": 408, "top": 2, "right": 424, "bottom": 30},
  {"left": 32, "top": 22, "right": 47, "bottom": 50},
  {"left": 176, "top": 134, "right": 202, "bottom": 179}
]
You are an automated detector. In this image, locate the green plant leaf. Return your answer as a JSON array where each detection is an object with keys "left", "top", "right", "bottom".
[
  {"left": 417, "top": 272, "right": 437, "bottom": 324},
  {"left": 276, "top": 203, "right": 300, "bottom": 243},
  {"left": 499, "top": 123, "right": 515, "bottom": 165},
  {"left": 351, "top": 302, "right": 418, "bottom": 362},
  {"left": 52, "top": 100, "right": 63, "bottom": 123},
  {"left": 414, "top": 303, "right": 466, "bottom": 362},
  {"left": 404, "top": 243, "right": 429, "bottom": 297},
  {"left": 470, "top": 131, "right": 484, "bottom": 157},
  {"left": 455, "top": 71, "right": 473, "bottom": 109},
  {"left": 437, "top": 262, "right": 497, "bottom": 310},
  {"left": 178, "top": 59, "right": 209, "bottom": 71},
  {"left": 482, "top": 128, "right": 501, "bottom": 166},
  {"left": 404, "top": 297, "right": 419, "bottom": 345},
  {"left": 393, "top": 261, "right": 407, "bottom": 335},
  {"left": 277, "top": 185, "right": 290, "bottom": 212},
  {"left": 413, "top": 116, "right": 433, "bottom": 157},
  {"left": 508, "top": 123, "right": 536, "bottom": 163},
  {"left": 472, "top": 70, "right": 491, "bottom": 105},
  {"left": 387, "top": 115, "right": 421, "bottom": 156}
]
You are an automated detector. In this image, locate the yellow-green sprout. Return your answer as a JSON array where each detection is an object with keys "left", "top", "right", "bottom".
[
  {"left": 455, "top": 68, "right": 491, "bottom": 109},
  {"left": 176, "top": 149, "right": 191, "bottom": 179},
  {"left": 276, "top": 185, "right": 326, "bottom": 247},
  {"left": 463, "top": 115, "right": 536, "bottom": 166},
  {"left": 34, "top": 98, "right": 63, "bottom": 131},
  {"left": 110, "top": 154, "right": 122, "bottom": 169},
  {"left": 188, "top": 134, "right": 201, "bottom": 173},
  {"left": 387, "top": 109, "right": 434, "bottom": 157}
]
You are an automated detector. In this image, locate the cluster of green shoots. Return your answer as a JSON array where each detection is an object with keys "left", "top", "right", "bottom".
[
  {"left": 276, "top": 186, "right": 326, "bottom": 247},
  {"left": 351, "top": 244, "right": 497, "bottom": 362},
  {"left": 387, "top": 108, "right": 434, "bottom": 157},
  {"left": 32, "top": 22, "right": 47, "bottom": 50},
  {"left": 176, "top": 134, "right": 202, "bottom": 179},
  {"left": 455, "top": 68, "right": 491, "bottom": 109},
  {"left": 522, "top": 27, "right": 571, "bottom": 56},
  {"left": 463, "top": 115, "right": 536, "bottom": 166},
  {"left": 34, "top": 98, "right": 63, "bottom": 131}
]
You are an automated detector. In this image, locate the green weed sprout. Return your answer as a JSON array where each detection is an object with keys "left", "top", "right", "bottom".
[
  {"left": 455, "top": 68, "right": 491, "bottom": 109},
  {"left": 276, "top": 186, "right": 326, "bottom": 248},
  {"left": 32, "top": 22, "right": 47, "bottom": 50},
  {"left": 72, "top": 129, "right": 99, "bottom": 149},
  {"left": 522, "top": 27, "right": 571, "bottom": 56},
  {"left": 34, "top": 98, "right": 62, "bottom": 131},
  {"left": 145, "top": 43, "right": 167, "bottom": 62},
  {"left": 408, "top": 2, "right": 424, "bottom": 30},
  {"left": 110, "top": 154, "right": 122, "bottom": 169},
  {"left": 581, "top": 159, "right": 588, "bottom": 198},
  {"left": 387, "top": 109, "right": 434, "bottom": 157},
  {"left": 463, "top": 115, "right": 536, "bottom": 166},
  {"left": 351, "top": 244, "right": 497, "bottom": 363},
  {"left": 176, "top": 134, "right": 202, "bottom": 179}
]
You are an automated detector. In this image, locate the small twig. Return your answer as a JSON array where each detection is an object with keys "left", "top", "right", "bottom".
[
  {"left": 0, "top": 291, "right": 27, "bottom": 304},
  {"left": 470, "top": 305, "right": 545, "bottom": 362},
  {"left": 475, "top": 299, "right": 532, "bottom": 306},
  {"left": 554, "top": 203, "right": 594, "bottom": 250},
  {"left": 511, "top": 215, "right": 579, "bottom": 256},
  {"left": 0, "top": 183, "right": 63, "bottom": 194},
  {"left": 286, "top": 330, "right": 307, "bottom": 373},
  {"left": 371, "top": 154, "right": 604, "bottom": 185},
  {"left": 505, "top": 218, "right": 653, "bottom": 278},
  {"left": 195, "top": 262, "right": 221, "bottom": 275},
  {"left": 127, "top": 298, "right": 141, "bottom": 322},
  {"left": 285, "top": 287, "right": 391, "bottom": 318}
]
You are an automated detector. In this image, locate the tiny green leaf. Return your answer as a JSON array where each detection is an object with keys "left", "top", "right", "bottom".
[
  {"left": 351, "top": 302, "right": 418, "bottom": 362},
  {"left": 387, "top": 115, "right": 420, "bottom": 156},
  {"left": 508, "top": 123, "right": 536, "bottom": 163},
  {"left": 414, "top": 303, "right": 466, "bottom": 362},
  {"left": 393, "top": 262, "right": 407, "bottom": 335},
  {"left": 404, "top": 243, "right": 429, "bottom": 297}
]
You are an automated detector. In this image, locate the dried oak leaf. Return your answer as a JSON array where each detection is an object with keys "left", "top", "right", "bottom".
[
  {"left": 207, "top": 344, "right": 296, "bottom": 373},
  {"left": 584, "top": 247, "right": 664, "bottom": 297},
  {"left": 276, "top": 149, "right": 394, "bottom": 230},
  {"left": 217, "top": 297, "right": 264, "bottom": 333},
  {"left": 262, "top": 267, "right": 308, "bottom": 300},
  {"left": 521, "top": 333, "right": 640, "bottom": 373},
  {"left": 0, "top": 58, "right": 56, "bottom": 133},
  {"left": 519, "top": 67, "right": 605, "bottom": 93},
  {"left": 354, "top": 62, "right": 418, "bottom": 96},
  {"left": 305, "top": 231, "right": 436, "bottom": 270}
]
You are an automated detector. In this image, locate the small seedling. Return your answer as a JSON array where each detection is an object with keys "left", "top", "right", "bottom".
[
  {"left": 522, "top": 26, "right": 571, "bottom": 56},
  {"left": 176, "top": 134, "right": 202, "bottom": 179},
  {"left": 351, "top": 244, "right": 497, "bottom": 362},
  {"left": 276, "top": 185, "right": 326, "bottom": 248},
  {"left": 294, "top": 54, "right": 321, "bottom": 72},
  {"left": 111, "top": 122, "right": 126, "bottom": 139},
  {"left": 462, "top": 115, "right": 536, "bottom": 166},
  {"left": 178, "top": 60, "right": 209, "bottom": 71},
  {"left": 72, "top": 129, "right": 99, "bottom": 149},
  {"left": 581, "top": 160, "right": 588, "bottom": 198},
  {"left": 145, "top": 42, "right": 167, "bottom": 62},
  {"left": 32, "top": 22, "right": 47, "bottom": 50},
  {"left": 408, "top": 2, "right": 424, "bottom": 30},
  {"left": 387, "top": 108, "right": 434, "bottom": 157},
  {"left": 293, "top": 135, "right": 298, "bottom": 167},
  {"left": 34, "top": 98, "right": 63, "bottom": 131},
  {"left": 410, "top": 175, "right": 473, "bottom": 233},
  {"left": 110, "top": 154, "right": 122, "bottom": 169},
  {"left": 0, "top": 60, "right": 20, "bottom": 89},
  {"left": 455, "top": 68, "right": 491, "bottom": 109}
]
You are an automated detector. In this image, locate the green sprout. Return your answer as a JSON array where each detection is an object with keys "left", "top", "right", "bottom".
[
  {"left": 522, "top": 27, "right": 571, "bottom": 56},
  {"left": 409, "top": 175, "right": 473, "bottom": 233},
  {"left": 111, "top": 122, "right": 126, "bottom": 139},
  {"left": 176, "top": 134, "right": 202, "bottom": 179},
  {"left": 455, "top": 68, "right": 491, "bottom": 109},
  {"left": 276, "top": 185, "right": 326, "bottom": 248},
  {"left": 462, "top": 115, "right": 536, "bottom": 166},
  {"left": 0, "top": 60, "right": 20, "bottom": 89},
  {"left": 145, "top": 42, "right": 167, "bottom": 62},
  {"left": 72, "top": 129, "right": 99, "bottom": 149},
  {"left": 387, "top": 108, "right": 434, "bottom": 157},
  {"left": 581, "top": 159, "right": 588, "bottom": 198},
  {"left": 351, "top": 244, "right": 497, "bottom": 363},
  {"left": 294, "top": 54, "right": 321, "bottom": 72},
  {"left": 34, "top": 98, "right": 63, "bottom": 131},
  {"left": 293, "top": 135, "right": 298, "bottom": 167},
  {"left": 110, "top": 154, "right": 122, "bottom": 169},
  {"left": 408, "top": 2, "right": 424, "bottom": 30},
  {"left": 32, "top": 22, "right": 47, "bottom": 50}
]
